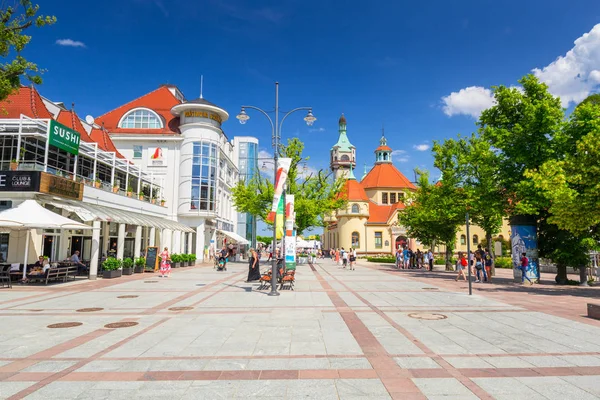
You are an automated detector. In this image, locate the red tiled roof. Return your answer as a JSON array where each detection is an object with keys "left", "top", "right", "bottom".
[
  {"left": 361, "top": 163, "right": 416, "bottom": 190},
  {"left": 95, "top": 86, "right": 182, "bottom": 134},
  {"left": 90, "top": 127, "right": 126, "bottom": 159},
  {"left": 56, "top": 110, "right": 94, "bottom": 143},
  {"left": 375, "top": 145, "right": 392, "bottom": 151},
  {"left": 338, "top": 178, "right": 369, "bottom": 201},
  {"left": 0, "top": 86, "right": 53, "bottom": 119},
  {"left": 367, "top": 201, "right": 405, "bottom": 224}
]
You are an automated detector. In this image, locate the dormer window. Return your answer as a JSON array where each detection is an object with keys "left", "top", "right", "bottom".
[{"left": 119, "top": 108, "right": 163, "bottom": 129}]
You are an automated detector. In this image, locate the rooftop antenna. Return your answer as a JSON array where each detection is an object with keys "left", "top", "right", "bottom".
[
  {"left": 381, "top": 123, "right": 385, "bottom": 136},
  {"left": 200, "top": 75, "right": 204, "bottom": 99}
]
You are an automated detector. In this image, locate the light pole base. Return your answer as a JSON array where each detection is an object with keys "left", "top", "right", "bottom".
[{"left": 268, "top": 290, "right": 280, "bottom": 296}]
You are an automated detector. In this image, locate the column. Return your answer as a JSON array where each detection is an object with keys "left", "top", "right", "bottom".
[
  {"left": 180, "top": 231, "right": 186, "bottom": 253},
  {"left": 161, "top": 228, "right": 171, "bottom": 250},
  {"left": 134, "top": 225, "right": 142, "bottom": 260},
  {"left": 173, "top": 230, "right": 181, "bottom": 254},
  {"left": 89, "top": 220, "right": 101, "bottom": 280},
  {"left": 117, "top": 223, "right": 125, "bottom": 260},
  {"left": 149, "top": 227, "right": 156, "bottom": 247},
  {"left": 187, "top": 232, "right": 193, "bottom": 257},
  {"left": 195, "top": 220, "right": 205, "bottom": 262},
  {"left": 102, "top": 222, "right": 109, "bottom": 257}
]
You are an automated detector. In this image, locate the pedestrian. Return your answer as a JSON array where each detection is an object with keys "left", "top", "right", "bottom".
[
  {"left": 428, "top": 249, "right": 434, "bottom": 271},
  {"left": 341, "top": 247, "right": 348, "bottom": 268},
  {"left": 423, "top": 250, "right": 429, "bottom": 270},
  {"left": 403, "top": 247, "right": 410, "bottom": 269},
  {"left": 350, "top": 248, "right": 357, "bottom": 270},
  {"left": 396, "top": 248, "right": 402, "bottom": 269},
  {"left": 484, "top": 248, "right": 493, "bottom": 283},
  {"left": 455, "top": 252, "right": 467, "bottom": 281},
  {"left": 159, "top": 246, "right": 171, "bottom": 278},
  {"left": 335, "top": 248, "right": 340, "bottom": 265},
  {"left": 520, "top": 252, "right": 533, "bottom": 285},
  {"left": 474, "top": 245, "right": 487, "bottom": 283},
  {"left": 416, "top": 249, "right": 422, "bottom": 268},
  {"left": 246, "top": 248, "right": 261, "bottom": 282}
]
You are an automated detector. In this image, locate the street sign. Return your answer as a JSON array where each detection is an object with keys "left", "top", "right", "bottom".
[{"left": 48, "top": 120, "right": 81, "bottom": 155}]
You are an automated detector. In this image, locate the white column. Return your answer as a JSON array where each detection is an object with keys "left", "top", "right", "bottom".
[
  {"left": 90, "top": 220, "right": 101, "bottom": 280},
  {"left": 102, "top": 222, "right": 109, "bottom": 257},
  {"left": 173, "top": 230, "right": 181, "bottom": 254},
  {"left": 117, "top": 223, "right": 125, "bottom": 260},
  {"left": 180, "top": 231, "right": 186, "bottom": 254},
  {"left": 149, "top": 227, "right": 156, "bottom": 247},
  {"left": 195, "top": 221, "right": 205, "bottom": 262},
  {"left": 161, "top": 228, "right": 171, "bottom": 251},
  {"left": 134, "top": 225, "right": 142, "bottom": 260},
  {"left": 187, "top": 232, "right": 194, "bottom": 257}
]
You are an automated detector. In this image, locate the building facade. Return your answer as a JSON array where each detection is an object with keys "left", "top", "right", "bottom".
[{"left": 233, "top": 136, "right": 259, "bottom": 248}]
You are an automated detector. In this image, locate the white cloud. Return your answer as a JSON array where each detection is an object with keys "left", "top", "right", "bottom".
[
  {"left": 413, "top": 144, "right": 431, "bottom": 152},
  {"left": 258, "top": 150, "right": 274, "bottom": 177},
  {"left": 309, "top": 127, "right": 325, "bottom": 133},
  {"left": 441, "top": 86, "right": 495, "bottom": 118},
  {"left": 56, "top": 39, "right": 86, "bottom": 48},
  {"left": 395, "top": 156, "right": 410, "bottom": 163},
  {"left": 532, "top": 23, "right": 600, "bottom": 107},
  {"left": 391, "top": 149, "right": 406, "bottom": 156},
  {"left": 442, "top": 24, "right": 600, "bottom": 117}
]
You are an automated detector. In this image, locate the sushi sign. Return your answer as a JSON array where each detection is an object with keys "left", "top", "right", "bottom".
[
  {"left": 148, "top": 147, "right": 167, "bottom": 167},
  {"left": 48, "top": 120, "right": 81, "bottom": 155}
]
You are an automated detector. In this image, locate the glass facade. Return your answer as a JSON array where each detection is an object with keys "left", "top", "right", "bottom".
[
  {"left": 191, "top": 142, "right": 217, "bottom": 211},
  {"left": 236, "top": 141, "right": 258, "bottom": 244}
]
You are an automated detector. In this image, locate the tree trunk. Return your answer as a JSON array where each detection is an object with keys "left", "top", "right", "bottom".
[
  {"left": 445, "top": 247, "right": 453, "bottom": 271},
  {"left": 579, "top": 265, "right": 588, "bottom": 286},
  {"left": 555, "top": 264, "right": 568, "bottom": 285},
  {"left": 486, "top": 232, "right": 494, "bottom": 277}
]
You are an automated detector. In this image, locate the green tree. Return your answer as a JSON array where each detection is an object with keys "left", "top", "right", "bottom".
[
  {"left": 232, "top": 138, "right": 346, "bottom": 234},
  {"left": 1, "top": 1, "right": 56, "bottom": 101},
  {"left": 256, "top": 235, "right": 273, "bottom": 246}
]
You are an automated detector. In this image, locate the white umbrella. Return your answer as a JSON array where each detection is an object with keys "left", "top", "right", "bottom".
[{"left": 0, "top": 200, "right": 93, "bottom": 279}]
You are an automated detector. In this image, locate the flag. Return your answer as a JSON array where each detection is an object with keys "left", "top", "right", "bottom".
[
  {"left": 275, "top": 196, "right": 285, "bottom": 239},
  {"left": 285, "top": 195, "right": 296, "bottom": 270},
  {"left": 267, "top": 158, "right": 292, "bottom": 222}
]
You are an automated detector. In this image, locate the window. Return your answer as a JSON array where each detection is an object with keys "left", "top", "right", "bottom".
[
  {"left": 0, "top": 201, "right": 12, "bottom": 211},
  {"left": 382, "top": 193, "right": 388, "bottom": 204},
  {"left": 341, "top": 154, "right": 350, "bottom": 162},
  {"left": 460, "top": 235, "right": 466, "bottom": 245},
  {"left": 352, "top": 232, "right": 360, "bottom": 248},
  {"left": 375, "top": 232, "right": 382, "bottom": 248},
  {"left": 0, "top": 233, "right": 8, "bottom": 262},
  {"left": 390, "top": 193, "right": 396, "bottom": 204},
  {"left": 398, "top": 192, "right": 405, "bottom": 199},
  {"left": 473, "top": 235, "right": 479, "bottom": 245},
  {"left": 351, "top": 204, "right": 360, "bottom": 213},
  {"left": 191, "top": 141, "right": 217, "bottom": 211},
  {"left": 133, "top": 145, "right": 142, "bottom": 159},
  {"left": 119, "top": 109, "right": 163, "bottom": 129}
]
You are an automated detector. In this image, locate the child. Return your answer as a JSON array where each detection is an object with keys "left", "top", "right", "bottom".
[{"left": 455, "top": 252, "right": 467, "bottom": 281}]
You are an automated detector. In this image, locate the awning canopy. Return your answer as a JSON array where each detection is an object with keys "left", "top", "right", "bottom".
[
  {"left": 217, "top": 229, "right": 249, "bottom": 245},
  {"left": 46, "top": 199, "right": 195, "bottom": 233},
  {"left": 0, "top": 200, "right": 92, "bottom": 231}
]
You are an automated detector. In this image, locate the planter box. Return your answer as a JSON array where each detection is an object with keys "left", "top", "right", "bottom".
[
  {"left": 122, "top": 267, "right": 134, "bottom": 275},
  {"left": 172, "top": 262, "right": 180, "bottom": 268},
  {"left": 103, "top": 269, "right": 122, "bottom": 279},
  {"left": 297, "top": 257, "right": 308, "bottom": 265},
  {"left": 134, "top": 266, "right": 144, "bottom": 274}
]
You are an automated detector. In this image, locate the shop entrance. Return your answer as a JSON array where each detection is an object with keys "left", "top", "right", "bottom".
[
  {"left": 70, "top": 236, "right": 83, "bottom": 256},
  {"left": 395, "top": 235, "right": 407, "bottom": 251},
  {"left": 43, "top": 234, "right": 60, "bottom": 261}
]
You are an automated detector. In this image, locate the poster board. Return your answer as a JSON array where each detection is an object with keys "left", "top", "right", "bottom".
[{"left": 145, "top": 247, "right": 158, "bottom": 272}]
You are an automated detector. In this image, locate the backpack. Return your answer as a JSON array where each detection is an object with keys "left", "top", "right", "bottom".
[{"left": 460, "top": 258, "right": 467, "bottom": 267}]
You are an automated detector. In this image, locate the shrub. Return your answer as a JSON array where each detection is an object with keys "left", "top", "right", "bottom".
[
  {"left": 434, "top": 257, "right": 457, "bottom": 265},
  {"left": 180, "top": 254, "right": 189, "bottom": 262},
  {"left": 366, "top": 256, "right": 396, "bottom": 263},
  {"left": 171, "top": 254, "right": 181, "bottom": 263},
  {"left": 122, "top": 258, "right": 133, "bottom": 269},
  {"left": 135, "top": 257, "right": 145, "bottom": 267},
  {"left": 190, "top": 254, "right": 196, "bottom": 262},
  {"left": 102, "top": 257, "right": 122, "bottom": 271},
  {"left": 494, "top": 257, "right": 513, "bottom": 269}
]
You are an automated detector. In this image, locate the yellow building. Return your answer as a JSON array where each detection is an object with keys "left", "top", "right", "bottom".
[{"left": 323, "top": 115, "right": 511, "bottom": 256}]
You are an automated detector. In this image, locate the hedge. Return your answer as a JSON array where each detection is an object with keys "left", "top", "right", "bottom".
[{"left": 366, "top": 256, "right": 396, "bottom": 263}]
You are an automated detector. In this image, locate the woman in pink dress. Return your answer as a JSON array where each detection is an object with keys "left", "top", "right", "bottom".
[{"left": 159, "top": 247, "right": 171, "bottom": 277}]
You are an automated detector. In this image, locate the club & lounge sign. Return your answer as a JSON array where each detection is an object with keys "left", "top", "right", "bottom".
[{"left": 0, "top": 171, "right": 83, "bottom": 200}]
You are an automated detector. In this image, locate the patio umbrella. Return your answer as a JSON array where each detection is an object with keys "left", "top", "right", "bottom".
[{"left": 0, "top": 200, "right": 93, "bottom": 279}]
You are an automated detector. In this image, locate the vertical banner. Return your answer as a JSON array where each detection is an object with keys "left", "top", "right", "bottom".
[
  {"left": 285, "top": 195, "right": 296, "bottom": 270},
  {"left": 275, "top": 196, "right": 285, "bottom": 240},
  {"left": 511, "top": 222, "right": 540, "bottom": 282},
  {"left": 267, "top": 158, "right": 292, "bottom": 222}
]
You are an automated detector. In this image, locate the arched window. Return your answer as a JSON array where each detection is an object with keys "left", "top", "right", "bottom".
[
  {"left": 119, "top": 108, "right": 163, "bottom": 129},
  {"left": 352, "top": 232, "right": 359, "bottom": 248},
  {"left": 472, "top": 235, "right": 479, "bottom": 244},
  {"left": 351, "top": 204, "right": 359, "bottom": 213},
  {"left": 341, "top": 154, "right": 350, "bottom": 162},
  {"left": 460, "top": 235, "right": 466, "bottom": 245}
]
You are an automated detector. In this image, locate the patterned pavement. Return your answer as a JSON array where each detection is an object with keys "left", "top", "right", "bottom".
[{"left": 0, "top": 258, "right": 599, "bottom": 399}]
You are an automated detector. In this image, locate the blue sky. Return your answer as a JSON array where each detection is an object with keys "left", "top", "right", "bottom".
[{"left": 25, "top": 0, "right": 600, "bottom": 233}]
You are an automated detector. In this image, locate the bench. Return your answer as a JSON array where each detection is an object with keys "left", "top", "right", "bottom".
[
  {"left": 588, "top": 304, "right": 600, "bottom": 320},
  {"left": 280, "top": 270, "right": 295, "bottom": 290}
]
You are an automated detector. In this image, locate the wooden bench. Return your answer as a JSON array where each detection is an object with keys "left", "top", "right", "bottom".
[{"left": 280, "top": 270, "right": 295, "bottom": 290}]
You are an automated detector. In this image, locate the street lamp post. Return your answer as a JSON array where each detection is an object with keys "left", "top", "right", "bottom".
[{"left": 237, "top": 82, "right": 316, "bottom": 296}]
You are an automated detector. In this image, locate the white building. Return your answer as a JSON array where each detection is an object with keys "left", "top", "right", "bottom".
[{"left": 232, "top": 136, "right": 259, "bottom": 249}]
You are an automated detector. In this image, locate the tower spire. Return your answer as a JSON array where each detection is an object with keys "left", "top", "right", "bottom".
[{"left": 200, "top": 75, "right": 204, "bottom": 99}]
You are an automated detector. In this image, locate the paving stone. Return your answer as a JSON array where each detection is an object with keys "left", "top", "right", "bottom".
[{"left": 394, "top": 356, "right": 442, "bottom": 369}]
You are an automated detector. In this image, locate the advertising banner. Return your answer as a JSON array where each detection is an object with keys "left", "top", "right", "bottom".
[
  {"left": 266, "top": 158, "right": 292, "bottom": 222},
  {"left": 148, "top": 147, "right": 167, "bottom": 167},
  {"left": 285, "top": 195, "right": 296, "bottom": 270},
  {"left": 511, "top": 224, "right": 540, "bottom": 282},
  {"left": 48, "top": 120, "right": 80, "bottom": 156},
  {"left": 275, "top": 196, "right": 285, "bottom": 240}
]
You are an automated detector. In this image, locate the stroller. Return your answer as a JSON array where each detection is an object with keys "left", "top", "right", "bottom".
[{"left": 214, "top": 256, "right": 227, "bottom": 271}]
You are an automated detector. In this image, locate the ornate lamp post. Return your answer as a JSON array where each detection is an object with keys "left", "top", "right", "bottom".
[{"left": 236, "top": 82, "right": 316, "bottom": 296}]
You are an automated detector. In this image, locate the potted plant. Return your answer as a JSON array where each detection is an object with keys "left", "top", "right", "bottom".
[
  {"left": 190, "top": 254, "right": 196, "bottom": 266},
  {"left": 95, "top": 179, "right": 101, "bottom": 188},
  {"left": 170, "top": 253, "right": 181, "bottom": 268},
  {"left": 113, "top": 184, "right": 119, "bottom": 193},
  {"left": 127, "top": 186, "right": 133, "bottom": 197},
  {"left": 102, "top": 257, "right": 122, "bottom": 279},
  {"left": 138, "top": 192, "right": 144, "bottom": 201},
  {"left": 181, "top": 254, "right": 190, "bottom": 266},
  {"left": 134, "top": 257, "right": 145, "bottom": 273},
  {"left": 10, "top": 159, "right": 18, "bottom": 171},
  {"left": 122, "top": 257, "right": 134, "bottom": 275},
  {"left": 160, "top": 199, "right": 166, "bottom": 206}
]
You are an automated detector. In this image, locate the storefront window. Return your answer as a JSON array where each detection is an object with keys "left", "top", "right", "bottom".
[
  {"left": 0, "top": 233, "right": 8, "bottom": 262},
  {"left": 191, "top": 141, "right": 217, "bottom": 211}
]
